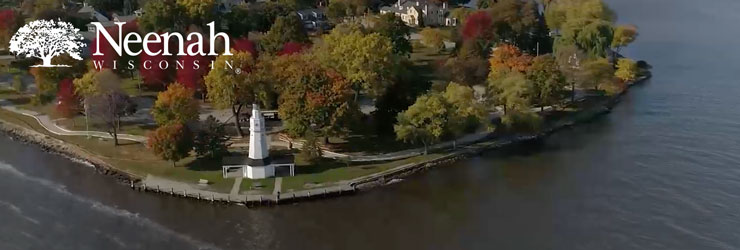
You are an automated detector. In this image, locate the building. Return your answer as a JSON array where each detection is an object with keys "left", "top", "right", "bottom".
[
  {"left": 222, "top": 105, "right": 295, "bottom": 179},
  {"left": 296, "top": 9, "right": 331, "bottom": 31},
  {"left": 379, "top": 0, "right": 456, "bottom": 27}
]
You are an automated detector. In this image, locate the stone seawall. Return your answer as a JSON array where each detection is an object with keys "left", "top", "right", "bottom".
[{"left": 0, "top": 118, "right": 141, "bottom": 185}]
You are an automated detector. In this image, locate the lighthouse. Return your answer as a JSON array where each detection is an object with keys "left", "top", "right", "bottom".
[{"left": 244, "top": 104, "right": 274, "bottom": 179}]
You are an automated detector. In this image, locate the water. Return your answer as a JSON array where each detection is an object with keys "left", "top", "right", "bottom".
[{"left": 3, "top": 0, "right": 740, "bottom": 249}]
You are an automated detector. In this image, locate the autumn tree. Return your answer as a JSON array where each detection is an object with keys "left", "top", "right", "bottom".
[
  {"left": 152, "top": 83, "right": 200, "bottom": 126},
  {"left": 139, "top": 34, "right": 174, "bottom": 89},
  {"left": 139, "top": 0, "right": 182, "bottom": 32},
  {"left": 148, "top": 123, "right": 193, "bottom": 167},
  {"left": 204, "top": 50, "right": 260, "bottom": 137},
  {"left": 443, "top": 82, "right": 488, "bottom": 148},
  {"left": 581, "top": 57, "right": 614, "bottom": 91},
  {"left": 176, "top": 39, "right": 213, "bottom": 91},
  {"left": 614, "top": 58, "right": 638, "bottom": 83},
  {"left": 394, "top": 93, "right": 451, "bottom": 155},
  {"left": 260, "top": 14, "right": 309, "bottom": 55},
  {"left": 176, "top": 0, "right": 215, "bottom": 26},
  {"left": 314, "top": 29, "right": 394, "bottom": 100},
  {"left": 487, "top": 44, "right": 533, "bottom": 109},
  {"left": 461, "top": 11, "right": 495, "bottom": 53},
  {"left": 372, "top": 13, "right": 412, "bottom": 56},
  {"left": 420, "top": 27, "right": 446, "bottom": 51},
  {"left": 612, "top": 24, "right": 638, "bottom": 53},
  {"left": 526, "top": 55, "right": 567, "bottom": 111},
  {"left": 56, "top": 79, "right": 80, "bottom": 120},
  {"left": 0, "top": 9, "right": 23, "bottom": 46},
  {"left": 85, "top": 70, "right": 137, "bottom": 146},
  {"left": 277, "top": 54, "right": 358, "bottom": 142},
  {"left": 194, "top": 115, "right": 230, "bottom": 159}
]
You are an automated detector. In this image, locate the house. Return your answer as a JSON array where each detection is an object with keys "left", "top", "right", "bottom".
[
  {"left": 380, "top": 0, "right": 456, "bottom": 27},
  {"left": 296, "top": 9, "right": 331, "bottom": 31}
]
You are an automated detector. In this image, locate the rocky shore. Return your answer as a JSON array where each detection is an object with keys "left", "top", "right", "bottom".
[{"left": 0, "top": 119, "right": 141, "bottom": 185}]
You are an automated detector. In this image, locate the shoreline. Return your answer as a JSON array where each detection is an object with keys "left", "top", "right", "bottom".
[{"left": 0, "top": 74, "right": 650, "bottom": 207}]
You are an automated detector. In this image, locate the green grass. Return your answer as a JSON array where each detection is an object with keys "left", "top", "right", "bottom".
[
  {"left": 56, "top": 116, "right": 156, "bottom": 136},
  {"left": 280, "top": 153, "right": 444, "bottom": 191}
]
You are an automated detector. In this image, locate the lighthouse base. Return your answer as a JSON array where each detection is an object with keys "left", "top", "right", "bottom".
[{"left": 244, "top": 165, "right": 275, "bottom": 179}]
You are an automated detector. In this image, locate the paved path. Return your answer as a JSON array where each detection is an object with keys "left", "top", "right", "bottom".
[
  {"left": 273, "top": 177, "right": 282, "bottom": 195},
  {"left": 230, "top": 177, "right": 243, "bottom": 196},
  {"left": 0, "top": 99, "right": 147, "bottom": 143}
]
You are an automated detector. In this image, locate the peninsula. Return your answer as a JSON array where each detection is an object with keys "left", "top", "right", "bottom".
[{"left": 0, "top": 0, "right": 647, "bottom": 205}]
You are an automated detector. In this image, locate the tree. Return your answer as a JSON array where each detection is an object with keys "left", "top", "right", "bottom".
[
  {"left": 204, "top": 50, "right": 260, "bottom": 137},
  {"left": 373, "top": 13, "right": 412, "bottom": 56},
  {"left": 443, "top": 82, "right": 488, "bottom": 148},
  {"left": 581, "top": 57, "right": 614, "bottom": 91},
  {"left": 147, "top": 123, "right": 193, "bottom": 167},
  {"left": 461, "top": 11, "right": 495, "bottom": 49},
  {"left": 139, "top": 0, "right": 182, "bottom": 33},
  {"left": 314, "top": 29, "right": 395, "bottom": 100},
  {"left": 444, "top": 55, "right": 489, "bottom": 86},
  {"left": 86, "top": 70, "right": 137, "bottom": 146},
  {"left": 139, "top": 33, "right": 174, "bottom": 89},
  {"left": 9, "top": 20, "right": 85, "bottom": 67},
  {"left": 176, "top": 39, "right": 213, "bottom": 91},
  {"left": 260, "top": 14, "right": 309, "bottom": 55},
  {"left": 177, "top": 0, "right": 215, "bottom": 26},
  {"left": 420, "top": 27, "right": 446, "bottom": 51},
  {"left": 575, "top": 20, "right": 613, "bottom": 58},
  {"left": 394, "top": 93, "right": 450, "bottom": 155},
  {"left": 615, "top": 58, "right": 638, "bottom": 83},
  {"left": 194, "top": 116, "right": 230, "bottom": 159},
  {"left": 611, "top": 24, "right": 638, "bottom": 53},
  {"left": 56, "top": 78, "right": 80, "bottom": 120},
  {"left": 494, "top": 72, "right": 542, "bottom": 132},
  {"left": 278, "top": 42, "right": 309, "bottom": 56},
  {"left": 0, "top": 9, "right": 23, "bottom": 46},
  {"left": 277, "top": 54, "right": 358, "bottom": 141},
  {"left": 526, "top": 55, "right": 567, "bottom": 111},
  {"left": 152, "top": 83, "right": 200, "bottom": 126},
  {"left": 488, "top": 44, "right": 533, "bottom": 81}
]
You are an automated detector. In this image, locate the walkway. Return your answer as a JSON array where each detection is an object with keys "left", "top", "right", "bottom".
[
  {"left": 273, "top": 177, "right": 282, "bottom": 195},
  {"left": 230, "top": 177, "right": 243, "bottom": 196},
  {"left": 0, "top": 99, "right": 147, "bottom": 143}
]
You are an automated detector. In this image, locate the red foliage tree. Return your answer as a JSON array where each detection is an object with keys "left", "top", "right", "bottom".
[
  {"left": 56, "top": 79, "right": 80, "bottom": 119},
  {"left": 278, "top": 42, "right": 309, "bottom": 56},
  {"left": 232, "top": 38, "right": 258, "bottom": 57},
  {"left": 176, "top": 40, "right": 213, "bottom": 90},
  {"left": 0, "top": 9, "right": 16, "bottom": 30},
  {"left": 139, "top": 32, "right": 174, "bottom": 89},
  {"left": 462, "top": 11, "right": 494, "bottom": 41}
]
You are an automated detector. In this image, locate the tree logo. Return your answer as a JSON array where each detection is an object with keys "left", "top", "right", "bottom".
[{"left": 9, "top": 20, "right": 86, "bottom": 68}]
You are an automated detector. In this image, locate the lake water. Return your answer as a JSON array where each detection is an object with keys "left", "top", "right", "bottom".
[{"left": 2, "top": 0, "right": 740, "bottom": 249}]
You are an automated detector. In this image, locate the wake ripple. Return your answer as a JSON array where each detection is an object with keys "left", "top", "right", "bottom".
[{"left": 0, "top": 161, "right": 222, "bottom": 250}]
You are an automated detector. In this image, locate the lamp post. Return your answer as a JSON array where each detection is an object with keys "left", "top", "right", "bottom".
[{"left": 568, "top": 52, "right": 581, "bottom": 103}]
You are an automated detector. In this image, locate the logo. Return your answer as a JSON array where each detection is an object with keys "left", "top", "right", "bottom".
[
  {"left": 90, "top": 21, "right": 235, "bottom": 73},
  {"left": 9, "top": 20, "right": 86, "bottom": 68}
]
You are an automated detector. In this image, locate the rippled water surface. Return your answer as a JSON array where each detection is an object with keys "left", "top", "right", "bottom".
[{"left": 2, "top": 0, "right": 740, "bottom": 249}]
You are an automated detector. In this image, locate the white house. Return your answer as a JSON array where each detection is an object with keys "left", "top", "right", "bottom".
[{"left": 379, "top": 0, "right": 456, "bottom": 27}]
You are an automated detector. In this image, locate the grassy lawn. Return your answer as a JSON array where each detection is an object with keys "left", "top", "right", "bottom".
[
  {"left": 0, "top": 108, "right": 237, "bottom": 193},
  {"left": 56, "top": 116, "right": 156, "bottom": 136},
  {"left": 280, "top": 153, "right": 444, "bottom": 192}
]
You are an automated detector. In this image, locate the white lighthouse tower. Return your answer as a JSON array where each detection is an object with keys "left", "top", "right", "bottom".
[{"left": 244, "top": 104, "right": 274, "bottom": 179}]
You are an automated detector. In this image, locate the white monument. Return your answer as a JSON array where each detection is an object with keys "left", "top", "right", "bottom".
[
  {"left": 245, "top": 104, "right": 274, "bottom": 179},
  {"left": 222, "top": 104, "right": 295, "bottom": 179}
]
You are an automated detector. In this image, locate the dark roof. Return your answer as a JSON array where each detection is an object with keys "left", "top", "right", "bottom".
[
  {"left": 247, "top": 157, "right": 271, "bottom": 166},
  {"left": 272, "top": 154, "right": 296, "bottom": 165},
  {"left": 223, "top": 155, "right": 247, "bottom": 165}
]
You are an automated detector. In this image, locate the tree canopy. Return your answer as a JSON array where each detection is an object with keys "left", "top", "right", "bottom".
[{"left": 152, "top": 83, "right": 200, "bottom": 126}]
